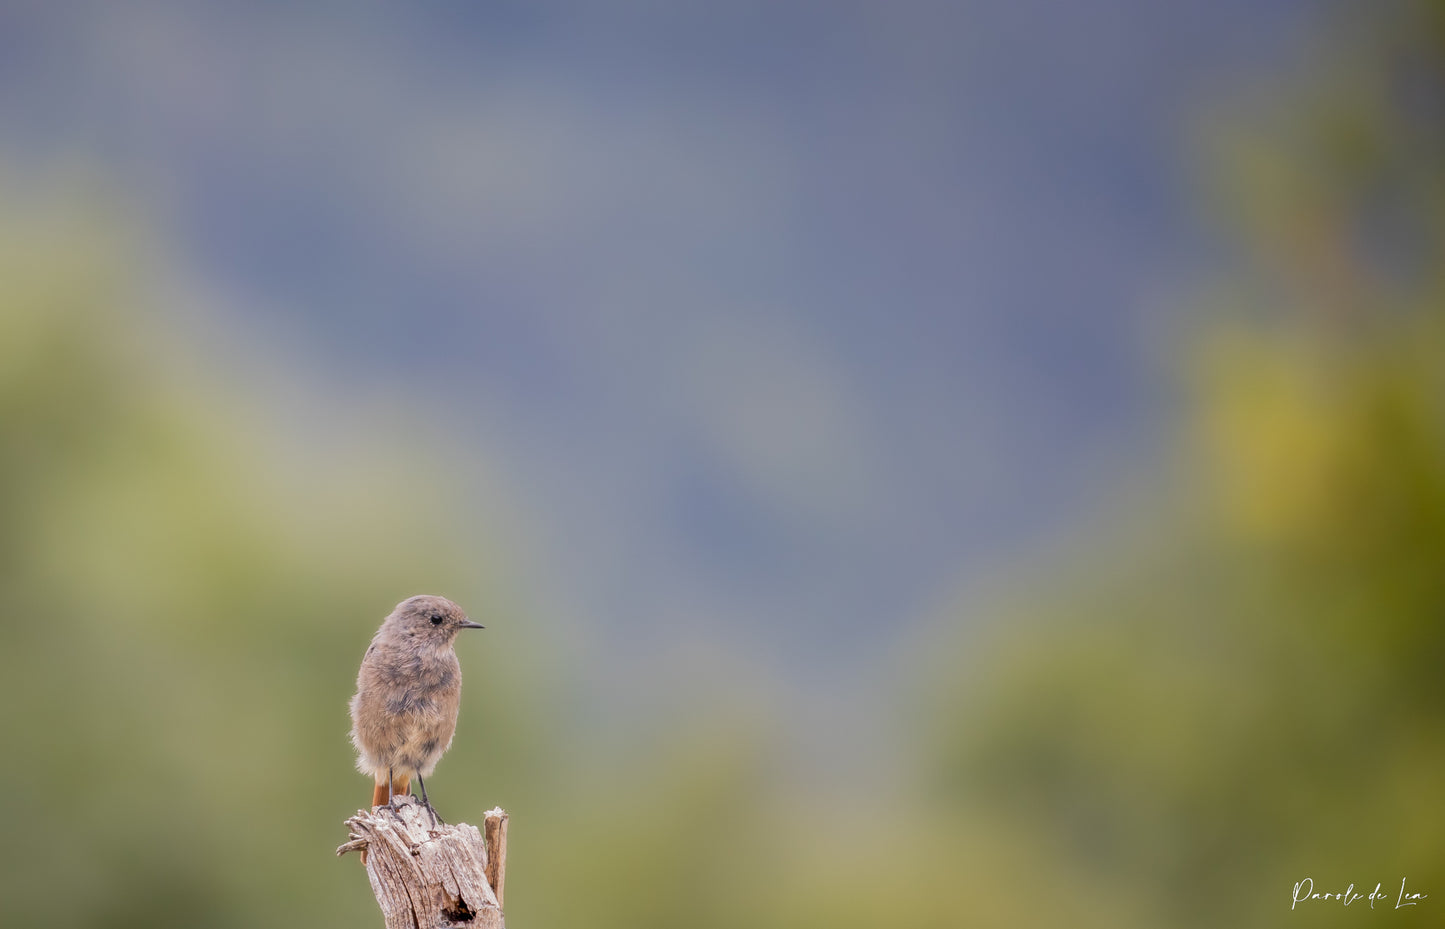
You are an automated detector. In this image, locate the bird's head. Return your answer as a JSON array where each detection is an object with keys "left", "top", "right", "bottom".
[{"left": 387, "top": 594, "right": 484, "bottom": 647}]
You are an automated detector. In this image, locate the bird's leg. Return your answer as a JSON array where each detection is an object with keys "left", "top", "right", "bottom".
[
  {"left": 383, "top": 766, "right": 399, "bottom": 811},
  {"left": 415, "top": 773, "right": 444, "bottom": 825}
]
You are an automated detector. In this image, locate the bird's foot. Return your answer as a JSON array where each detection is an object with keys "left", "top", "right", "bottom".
[{"left": 377, "top": 794, "right": 410, "bottom": 814}]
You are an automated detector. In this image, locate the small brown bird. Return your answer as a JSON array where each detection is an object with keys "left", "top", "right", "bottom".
[{"left": 349, "top": 595, "right": 484, "bottom": 817}]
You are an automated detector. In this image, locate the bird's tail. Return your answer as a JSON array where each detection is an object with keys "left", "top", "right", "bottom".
[{"left": 372, "top": 773, "right": 411, "bottom": 808}]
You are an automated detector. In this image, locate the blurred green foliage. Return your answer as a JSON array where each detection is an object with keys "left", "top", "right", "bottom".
[
  {"left": 929, "top": 1, "right": 1445, "bottom": 926},
  {"left": 0, "top": 191, "right": 556, "bottom": 927},
  {"left": 3, "top": 1, "right": 1444, "bottom": 926}
]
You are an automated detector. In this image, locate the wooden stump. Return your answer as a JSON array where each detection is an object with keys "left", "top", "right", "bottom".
[{"left": 338, "top": 795, "right": 508, "bottom": 929}]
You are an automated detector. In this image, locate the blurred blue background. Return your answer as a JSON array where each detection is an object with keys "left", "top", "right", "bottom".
[
  {"left": 4, "top": 1, "right": 1443, "bottom": 927},
  {"left": 0, "top": 0, "right": 1309, "bottom": 744}
]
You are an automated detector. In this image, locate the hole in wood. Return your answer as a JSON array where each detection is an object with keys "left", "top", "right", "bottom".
[{"left": 441, "top": 892, "right": 476, "bottom": 923}]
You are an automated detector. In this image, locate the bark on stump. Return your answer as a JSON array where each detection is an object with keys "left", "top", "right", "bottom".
[{"left": 338, "top": 795, "right": 508, "bottom": 929}]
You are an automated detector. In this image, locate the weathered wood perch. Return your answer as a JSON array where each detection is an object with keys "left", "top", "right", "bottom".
[{"left": 338, "top": 795, "right": 508, "bottom": 929}]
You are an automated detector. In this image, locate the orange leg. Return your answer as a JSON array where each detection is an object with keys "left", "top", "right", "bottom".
[{"left": 371, "top": 773, "right": 412, "bottom": 808}]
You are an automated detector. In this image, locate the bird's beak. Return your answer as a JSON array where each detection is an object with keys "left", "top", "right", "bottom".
[{"left": 460, "top": 620, "right": 485, "bottom": 629}]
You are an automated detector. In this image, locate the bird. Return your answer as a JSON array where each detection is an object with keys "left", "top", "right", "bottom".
[{"left": 349, "top": 595, "right": 484, "bottom": 820}]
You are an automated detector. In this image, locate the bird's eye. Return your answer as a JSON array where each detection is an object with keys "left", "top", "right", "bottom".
[{"left": 430, "top": 613, "right": 444, "bottom": 625}]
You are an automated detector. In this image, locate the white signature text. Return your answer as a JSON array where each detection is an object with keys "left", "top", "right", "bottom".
[{"left": 1292, "top": 877, "right": 1427, "bottom": 911}]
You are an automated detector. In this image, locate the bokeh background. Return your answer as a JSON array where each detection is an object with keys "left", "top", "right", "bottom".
[{"left": 2, "top": 1, "right": 1443, "bottom": 926}]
